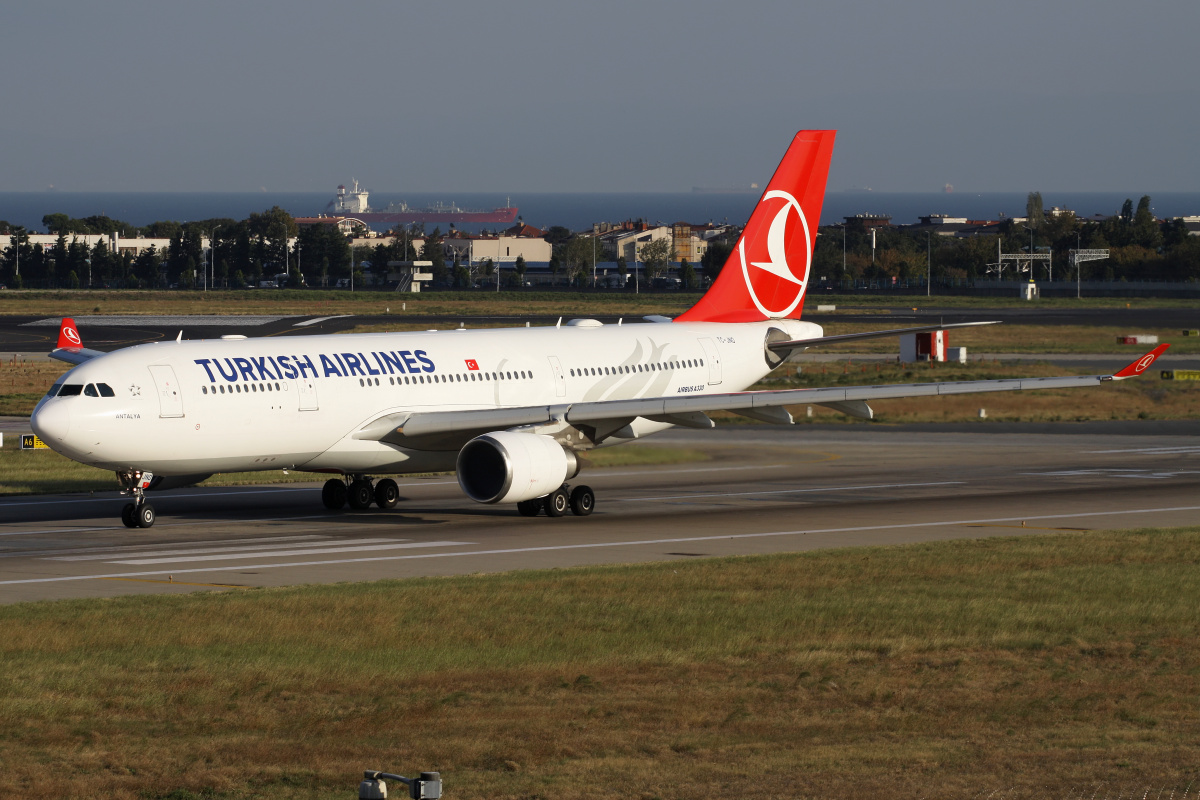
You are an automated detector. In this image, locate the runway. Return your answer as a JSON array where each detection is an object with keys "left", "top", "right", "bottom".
[{"left": 1, "top": 425, "right": 1197, "bottom": 604}]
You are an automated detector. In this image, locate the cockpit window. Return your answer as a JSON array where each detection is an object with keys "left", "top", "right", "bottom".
[
  {"left": 97, "top": 383, "right": 115, "bottom": 397},
  {"left": 46, "top": 381, "right": 64, "bottom": 398},
  {"left": 84, "top": 384, "right": 98, "bottom": 397},
  {"left": 57, "top": 384, "right": 83, "bottom": 396}
]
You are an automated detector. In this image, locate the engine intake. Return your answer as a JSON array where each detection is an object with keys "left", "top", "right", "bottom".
[{"left": 457, "top": 432, "right": 578, "bottom": 504}]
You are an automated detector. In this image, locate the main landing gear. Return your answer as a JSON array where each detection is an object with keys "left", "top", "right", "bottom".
[
  {"left": 117, "top": 469, "right": 156, "bottom": 529},
  {"left": 517, "top": 484, "right": 595, "bottom": 518},
  {"left": 322, "top": 476, "right": 400, "bottom": 511}
]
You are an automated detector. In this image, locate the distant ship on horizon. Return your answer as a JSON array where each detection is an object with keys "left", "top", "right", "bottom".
[{"left": 327, "top": 179, "right": 518, "bottom": 226}]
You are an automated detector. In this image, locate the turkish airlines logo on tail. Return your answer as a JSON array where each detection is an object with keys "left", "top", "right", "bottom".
[
  {"left": 739, "top": 190, "right": 811, "bottom": 318},
  {"left": 1133, "top": 354, "right": 1156, "bottom": 374},
  {"left": 58, "top": 319, "right": 82, "bottom": 348}
]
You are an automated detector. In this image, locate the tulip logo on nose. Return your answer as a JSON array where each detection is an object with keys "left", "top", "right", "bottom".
[{"left": 739, "top": 190, "right": 811, "bottom": 318}]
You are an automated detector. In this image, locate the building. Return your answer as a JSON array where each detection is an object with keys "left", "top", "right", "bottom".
[
  {"left": 24, "top": 233, "right": 175, "bottom": 258},
  {"left": 671, "top": 222, "right": 709, "bottom": 264},
  {"left": 411, "top": 232, "right": 551, "bottom": 265}
]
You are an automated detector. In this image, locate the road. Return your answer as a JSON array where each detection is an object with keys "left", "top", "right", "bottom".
[{"left": 1, "top": 425, "right": 1197, "bottom": 604}]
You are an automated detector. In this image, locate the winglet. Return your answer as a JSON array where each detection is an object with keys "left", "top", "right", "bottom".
[
  {"left": 56, "top": 318, "right": 83, "bottom": 350},
  {"left": 1111, "top": 344, "right": 1170, "bottom": 380}
]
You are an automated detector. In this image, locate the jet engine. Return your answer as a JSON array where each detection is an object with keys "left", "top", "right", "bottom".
[{"left": 457, "top": 431, "right": 579, "bottom": 504}]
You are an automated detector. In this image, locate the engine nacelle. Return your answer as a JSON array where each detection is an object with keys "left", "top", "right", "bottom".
[{"left": 457, "top": 431, "right": 578, "bottom": 504}]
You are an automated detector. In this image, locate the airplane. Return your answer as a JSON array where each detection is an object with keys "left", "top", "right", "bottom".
[{"left": 31, "top": 130, "right": 1169, "bottom": 529}]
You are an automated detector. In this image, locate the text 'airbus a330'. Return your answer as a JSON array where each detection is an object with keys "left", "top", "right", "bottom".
[{"left": 31, "top": 131, "right": 1168, "bottom": 528}]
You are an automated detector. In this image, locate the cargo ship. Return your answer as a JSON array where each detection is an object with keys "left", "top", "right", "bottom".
[{"left": 327, "top": 180, "right": 518, "bottom": 225}]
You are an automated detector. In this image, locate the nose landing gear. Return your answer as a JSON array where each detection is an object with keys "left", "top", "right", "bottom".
[{"left": 116, "top": 469, "right": 156, "bottom": 529}]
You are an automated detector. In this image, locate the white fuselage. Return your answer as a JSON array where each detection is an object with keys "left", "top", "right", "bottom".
[{"left": 31, "top": 318, "right": 821, "bottom": 477}]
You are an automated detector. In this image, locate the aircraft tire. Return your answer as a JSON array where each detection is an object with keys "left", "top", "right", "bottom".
[
  {"left": 544, "top": 488, "right": 569, "bottom": 517},
  {"left": 121, "top": 503, "right": 138, "bottom": 528},
  {"left": 321, "top": 479, "right": 348, "bottom": 510},
  {"left": 374, "top": 479, "right": 400, "bottom": 509},
  {"left": 516, "top": 499, "right": 541, "bottom": 517},
  {"left": 569, "top": 485, "right": 595, "bottom": 517},
  {"left": 136, "top": 504, "right": 156, "bottom": 529},
  {"left": 347, "top": 479, "right": 374, "bottom": 511}
]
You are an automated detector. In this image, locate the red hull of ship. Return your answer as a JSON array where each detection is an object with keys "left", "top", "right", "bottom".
[{"left": 350, "top": 207, "right": 519, "bottom": 225}]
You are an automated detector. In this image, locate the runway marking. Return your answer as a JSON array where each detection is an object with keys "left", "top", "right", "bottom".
[
  {"left": 1023, "top": 469, "right": 1200, "bottom": 480},
  {"left": 109, "top": 540, "right": 471, "bottom": 565},
  {"left": 616, "top": 480, "right": 966, "bottom": 502},
  {"left": 51, "top": 537, "right": 395, "bottom": 562},
  {"left": 294, "top": 315, "right": 352, "bottom": 327},
  {"left": 0, "top": 484, "right": 314, "bottom": 510},
  {"left": 1085, "top": 445, "right": 1200, "bottom": 455},
  {"left": 0, "top": 513, "right": 338, "bottom": 538},
  {"left": 2, "top": 534, "right": 330, "bottom": 558},
  {"left": 3, "top": 504, "right": 1197, "bottom": 585}
]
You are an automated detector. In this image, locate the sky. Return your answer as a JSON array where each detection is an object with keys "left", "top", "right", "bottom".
[{"left": 1, "top": 0, "right": 1197, "bottom": 194}]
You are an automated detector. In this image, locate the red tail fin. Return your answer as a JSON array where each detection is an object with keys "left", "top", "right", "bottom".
[
  {"left": 676, "top": 130, "right": 836, "bottom": 323},
  {"left": 56, "top": 318, "right": 82, "bottom": 349}
]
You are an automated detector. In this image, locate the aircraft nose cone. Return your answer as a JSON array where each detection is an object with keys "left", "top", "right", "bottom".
[{"left": 31, "top": 401, "right": 71, "bottom": 442}]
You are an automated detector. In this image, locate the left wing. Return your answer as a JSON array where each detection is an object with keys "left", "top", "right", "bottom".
[
  {"left": 363, "top": 344, "right": 1170, "bottom": 447},
  {"left": 49, "top": 318, "right": 106, "bottom": 365}
]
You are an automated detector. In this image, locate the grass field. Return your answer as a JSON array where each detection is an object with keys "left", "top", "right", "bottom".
[
  {"left": 1, "top": 527, "right": 1198, "bottom": 798},
  {"left": 2, "top": 288, "right": 1199, "bottom": 318}
]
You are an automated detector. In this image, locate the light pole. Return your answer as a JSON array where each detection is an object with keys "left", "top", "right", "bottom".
[{"left": 926, "top": 231, "right": 931, "bottom": 297}]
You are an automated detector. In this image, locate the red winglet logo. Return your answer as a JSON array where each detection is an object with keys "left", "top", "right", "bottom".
[
  {"left": 676, "top": 130, "right": 836, "bottom": 323},
  {"left": 465, "top": 358, "right": 479, "bottom": 371},
  {"left": 1113, "top": 343, "right": 1170, "bottom": 379},
  {"left": 57, "top": 318, "right": 82, "bottom": 349}
]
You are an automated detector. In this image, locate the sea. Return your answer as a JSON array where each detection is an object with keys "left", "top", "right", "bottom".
[{"left": 1, "top": 190, "right": 1198, "bottom": 234}]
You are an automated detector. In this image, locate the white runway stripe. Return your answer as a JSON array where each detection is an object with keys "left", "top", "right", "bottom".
[
  {"left": 110, "top": 540, "right": 471, "bottom": 565},
  {"left": 6, "top": 535, "right": 329, "bottom": 559},
  {"left": 1085, "top": 445, "right": 1200, "bottom": 454},
  {"left": 617, "top": 481, "right": 966, "bottom": 502},
  {"left": 52, "top": 537, "right": 391, "bottom": 562}
]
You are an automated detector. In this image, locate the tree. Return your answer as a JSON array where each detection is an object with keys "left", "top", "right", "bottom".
[
  {"left": 1025, "top": 192, "right": 1044, "bottom": 228},
  {"left": 513, "top": 255, "right": 527, "bottom": 287},
  {"left": 544, "top": 226, "right": 572, "bottom": 246},
  {"left": 679, "top": 258, "right": 698, "bottom": 289},
  {"left": 1132, "top": 196, "right": 1162, "bottom": 250},
  {"left": 701, "top": 241, "right": 732, "bottom": 286},
  {"left": 638, "top": 238, "right": 673, "bottom": 280}
]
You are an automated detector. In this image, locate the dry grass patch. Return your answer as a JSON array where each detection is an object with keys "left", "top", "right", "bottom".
[{"left": 1, "top": 528, "right": 1199, "bottom": 798}]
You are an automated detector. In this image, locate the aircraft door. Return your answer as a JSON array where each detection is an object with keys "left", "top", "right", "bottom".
[
  {"left": 147, "top": 365, "right": 185, "bottom": 418},
  {"left": 547, "top": 355, "right": 566, "bottom": 398},
  {"left": 698, "top": 337, "right": 723, "bottom": 385},
  {"left": 297, "top": 377, "right": 318, "bottom": 411}
]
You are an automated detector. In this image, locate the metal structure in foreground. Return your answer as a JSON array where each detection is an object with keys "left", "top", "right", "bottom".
[
  {"left": 359, "top": 769, "right": 442, "bottom": 799},
  {"left": 1069, "top": 248, "right": 1110, "bottom": 299}
]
